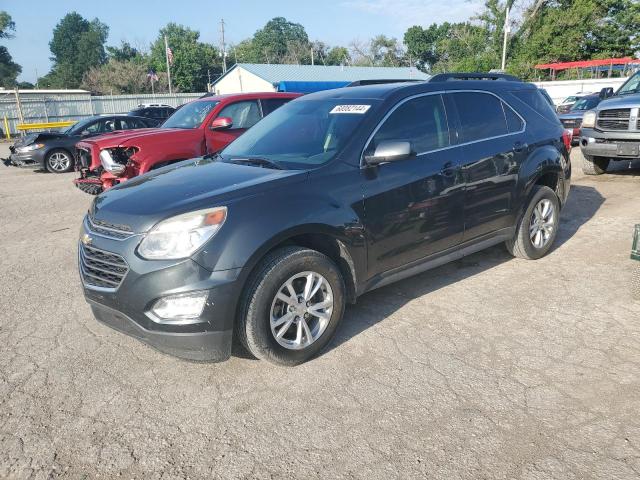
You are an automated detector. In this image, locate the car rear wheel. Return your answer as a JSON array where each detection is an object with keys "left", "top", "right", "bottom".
[
  {"left": 237, "top": 246, "right": 345, "bottom": 366},
  {"left": 506, "top": 185, "right": 560, "bottom": 260},
  {"left": 582, "top": 154, "right": 609, "bottom": 175},
  {"left": 45, "top": 149, "right": 74, "bottom": 173}
]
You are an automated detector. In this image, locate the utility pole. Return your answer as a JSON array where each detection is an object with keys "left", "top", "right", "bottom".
[
  {"left": 501, "top": 3, "right": 511, "bottom": 71},
  {"left": 164, "top": 35, "right": 173, "bottom": 94},
  {"left": 220, "top": 19, "right": 227, "bottom": 73},
  {"left": 311, "top": 47, "right": 314, "bottom": 66}
]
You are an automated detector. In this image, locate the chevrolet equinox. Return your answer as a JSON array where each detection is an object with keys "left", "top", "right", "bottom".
[{"left": 79, "top": 73, "right": 571, "bottom": 366}]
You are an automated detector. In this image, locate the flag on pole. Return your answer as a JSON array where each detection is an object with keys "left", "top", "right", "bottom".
[
  {"left": 147, "top": 69, "right": 159, "bottom": 82},
  {"left": 166, "top": 46, "right": 174, "bottom": 65}
]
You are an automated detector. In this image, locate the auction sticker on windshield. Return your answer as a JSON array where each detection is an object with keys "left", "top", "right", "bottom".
[{"left": 330, "top": 105, "right": 371, "bottom": 114}]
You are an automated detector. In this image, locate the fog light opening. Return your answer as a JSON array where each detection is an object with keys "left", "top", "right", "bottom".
[{"left": 150, "top": 291, "right": 208, "bottom": 324}]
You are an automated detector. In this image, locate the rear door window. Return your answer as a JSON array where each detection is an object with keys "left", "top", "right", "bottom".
[
  {"left": 451, "top": 92, "right": 508, "bottom": 142},
  {"left": 261, "top": 98, "right": 292, "bottom": 116},
  {"left": 366, "top": 94, "right": 450, "bottom": 155}
]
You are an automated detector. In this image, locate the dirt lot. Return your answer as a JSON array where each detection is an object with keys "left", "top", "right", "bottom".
[{"left": 1, "top": 144, "right": 639, "bottom": 479}]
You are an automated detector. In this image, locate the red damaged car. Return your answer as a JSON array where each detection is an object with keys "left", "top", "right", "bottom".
[{"left": 74, "top": 92, "right": 300, "bottom": 194}]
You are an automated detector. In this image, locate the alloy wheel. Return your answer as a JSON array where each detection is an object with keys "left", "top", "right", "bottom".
[
  {"left": 269, "top": 271, "right": 334, "bottom": 350},
  {"left": 48, "top": 152, "right": 71, "bottom": 172},
  {"left": 529, "top": 198, "right": 555, "bottom": 249}
]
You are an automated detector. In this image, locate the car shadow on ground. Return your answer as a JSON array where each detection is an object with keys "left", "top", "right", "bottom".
[
  {"left": 231, "top": 184, "right": 605, "bottom": 361},
  {"left": 602, "top": 159, "right": 640, "bottom": 176}
]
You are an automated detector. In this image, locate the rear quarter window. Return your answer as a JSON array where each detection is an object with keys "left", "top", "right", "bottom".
[
  {"left": 451, "top": 92, "right": 508, "bottom": 143},
  {"left": 510, "top": 89, "right": 560, "bottom": 125}
]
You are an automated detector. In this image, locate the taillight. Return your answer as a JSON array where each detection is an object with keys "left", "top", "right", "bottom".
[{"left": 562, "top": 129, "right": 573, "bottom": 152}]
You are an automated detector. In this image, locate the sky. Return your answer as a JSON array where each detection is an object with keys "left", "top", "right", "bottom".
[{"left": 3, "top": 0, "right": 484, "bottom": 83}]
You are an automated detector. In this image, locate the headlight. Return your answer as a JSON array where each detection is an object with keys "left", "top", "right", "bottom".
[
  {"left": 138, "top": 207, "right": 227, "bottom": 260},
  {"left": 582, "top": 111, "right": 596, "bottom": 128},
  {"left": 16, "top": 143, "right": 44, "bottom": 153}
]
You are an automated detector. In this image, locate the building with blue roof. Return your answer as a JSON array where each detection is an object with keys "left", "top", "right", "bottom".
[{"left": 211, "top": 63, "right": 430, "bottom": 95}]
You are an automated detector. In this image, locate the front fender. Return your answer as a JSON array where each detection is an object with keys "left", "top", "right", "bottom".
[{"left": 191, "top": 181, "right": 367, "bottom": 293}]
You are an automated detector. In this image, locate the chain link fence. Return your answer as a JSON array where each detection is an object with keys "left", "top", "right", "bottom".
[{"left": 0, "top": 91, "right": 204, "bottom": 136}]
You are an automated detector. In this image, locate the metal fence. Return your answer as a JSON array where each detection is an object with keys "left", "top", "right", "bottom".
[{"left": 0, "top": 92, "right": 204, "bottom": 135}]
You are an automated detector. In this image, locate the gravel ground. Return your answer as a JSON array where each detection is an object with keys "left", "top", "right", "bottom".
[{"left": 1, "top": 145, "right": 639, "bottom": 480}]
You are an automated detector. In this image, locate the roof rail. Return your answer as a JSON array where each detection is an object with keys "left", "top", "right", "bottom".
[
  {"left": 429, "top": 72, "right": 522, "bottom": 82},
  {"left": 347, "top": 79, "right": 423, "bottom": 87}
]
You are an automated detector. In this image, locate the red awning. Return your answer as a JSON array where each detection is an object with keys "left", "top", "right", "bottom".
[{"left": 534, "top": 57, "right": 639, "bottom": 71}]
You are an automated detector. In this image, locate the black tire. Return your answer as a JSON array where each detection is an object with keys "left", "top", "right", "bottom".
[
  {"left": 237, "top": 246, "right": 346, "bottom": 366},
  {"left": 506, "top": 185, "right": 560, "bottom": 260},
  {"left": 45, "top": 149, "right": 74, "bottom": 173},
  {"left": 582, "top": 154, "right": 609, "bottom": 175}
]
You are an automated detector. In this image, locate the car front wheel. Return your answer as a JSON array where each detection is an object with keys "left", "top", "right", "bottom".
[
  {"left": 582, "top": 154, "right": 609, "bottom": 175},
  {"left": 237, "top": 246, "right": 346, "bottom": 366},
  {"left": 45, "top": 149, "right": 74, "bottom": 173}
]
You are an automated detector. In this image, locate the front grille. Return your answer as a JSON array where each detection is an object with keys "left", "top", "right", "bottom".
[
  {"left": 79, "top": 244, "right": 129, "bottom": 290},
  {"left": 561, "top": 118, "right": 581, "bottom": 128},
  {"left": 597, "top": 109, "right": 630, "bottom": 130},
  {"left": 86, "top": 216, "right": 134, "bottom": 240}
]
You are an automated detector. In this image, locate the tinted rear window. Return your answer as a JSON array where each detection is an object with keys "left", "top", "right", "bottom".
[
  {"left": 511, "top": 89, "right": 560, "bottom": 124},
  {"left": 451, "top": 92, "right": 508, "bottom": 143}
]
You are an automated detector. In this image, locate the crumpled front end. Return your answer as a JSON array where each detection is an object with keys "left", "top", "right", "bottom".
[{"left": 74, "top": 141, "right": 140, "bottom": 195}]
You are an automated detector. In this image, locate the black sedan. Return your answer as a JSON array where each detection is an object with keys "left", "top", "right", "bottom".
[
  {"left": 3, "top": 115, "right": 154, "bottom": 173},
  {"left": 558, "top": 94, "right": 602, "bottom": 144}
]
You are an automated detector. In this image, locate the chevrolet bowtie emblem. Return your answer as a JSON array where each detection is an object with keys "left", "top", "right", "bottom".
[{"left": 81, "top": 233, "right": 93, "bottom": 246}]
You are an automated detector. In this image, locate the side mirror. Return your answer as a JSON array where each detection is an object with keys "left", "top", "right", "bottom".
[
  {"left": 364, "top": 141, "right": 413, "bottom": 165},
  {"left": 210, "top": 116, "right": 233, "bottom": 131},
  {"left": 599, "top": 87, "right": 614, "bottom": 99}
]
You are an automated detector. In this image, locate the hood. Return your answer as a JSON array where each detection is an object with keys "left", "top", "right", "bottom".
[
  {"left": 79, "top": 127, "right": 199, "bottom": 149},
  {"left": 596, "top": 93, "right": 640, "bottom": 111},
  {"left": 92, "top": 158, "right": 307, "bottom": 232},
  {"left": 14, "top": 131, "right": 67, "bottom": 147}
]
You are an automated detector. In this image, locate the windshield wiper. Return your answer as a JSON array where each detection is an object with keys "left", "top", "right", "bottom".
[{"left": 227, "top": 157, "right": 285, "bottom": 170}]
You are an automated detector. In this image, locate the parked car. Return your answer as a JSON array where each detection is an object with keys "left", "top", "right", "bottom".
[
  {"left": 74, "top": 92, "right": 300, "bottom": 194},
  {"left": 580, "top": 72, "right": 640, "bottom": 174},
  {"left": 2, "top": 115, "right": 154, "bottom": 173},
  {"left": 556, "top": 92, "right": 591, "bottom": 114},
  {"left": 78, "top": 73, "right": 571, "bottom": 365},
  {"left": 128, "top": 104, "right": 176, "bottom": 126},
  {"left": 558, "top": 93, "right": 602, "bottom": 142}
]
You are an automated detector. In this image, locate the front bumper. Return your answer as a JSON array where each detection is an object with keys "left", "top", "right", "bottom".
[
  {"left": 3, "top": 150, "right": 46, "bottom": 168},
  {"left": 580, "top": 128, "right": 640, "bottom": 160},
  {"left": 79, "top": 216, "right": 241, "bottom": 361}
]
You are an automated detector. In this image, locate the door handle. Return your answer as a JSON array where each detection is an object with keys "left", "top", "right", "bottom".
[
  {"left": 513, "top": 141, "right": 528, "bottom": 153},
  {"left": 440, "top": 162, "right": 456, "bottom": 177}
]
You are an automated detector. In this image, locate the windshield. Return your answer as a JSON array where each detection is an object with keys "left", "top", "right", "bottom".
[
  {"left": 162, "top": 100, "right": 218, "bottom": 129},
  {"left": 221, "top": 98, "right": 376, "bottom": 169},
  {"left": 571, "top": 96, "right": 599, "bottom": 111},
  {"left": 65, "top": 117, "right": 96, "bottom": 135},
  {"left": 616, "top": 71, "right": 640, "bottom": 95}
]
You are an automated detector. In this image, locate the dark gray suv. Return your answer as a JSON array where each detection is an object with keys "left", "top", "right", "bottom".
[{"left": 79, "top": 74, "right": 571, "bottom": 366}]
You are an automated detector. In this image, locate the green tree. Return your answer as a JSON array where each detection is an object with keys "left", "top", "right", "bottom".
[
  {"left": 0, "top": 11, "right": 21, "bottom": 87},
  {"left": 107, "top": 41, "right": 142, "bottom": 62},
  {"left": 150, "top": 23, "right": 219, "bottom": 92},
  {"left": 46, "top": 12, "right": 109, "bottom": 88},
  {"left": 0, "top": 11, "right": 16, "bottom": 38},
  {"left": 351, "top": 35, "right": 406, "bottom": 67},
  {"left": 82, "top": 59, "right": 169, "bottom": 94},
  {"left": 404, "top": 23, "right": 453, "bottom": 70},
  {"left": 324, "top": 46, "right": 350, "bottom": 66},
  {"left": 239, "top": 17, "right": 310, "bottom": 64}
]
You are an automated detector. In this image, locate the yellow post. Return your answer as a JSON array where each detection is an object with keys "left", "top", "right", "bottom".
[{"left": 3, "top": 116, "right": 9, "bottom": 140}]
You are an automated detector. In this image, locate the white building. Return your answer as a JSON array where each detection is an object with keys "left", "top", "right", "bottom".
[{"left": 211, "top": 63, "right": 430, "bottom": 95}]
